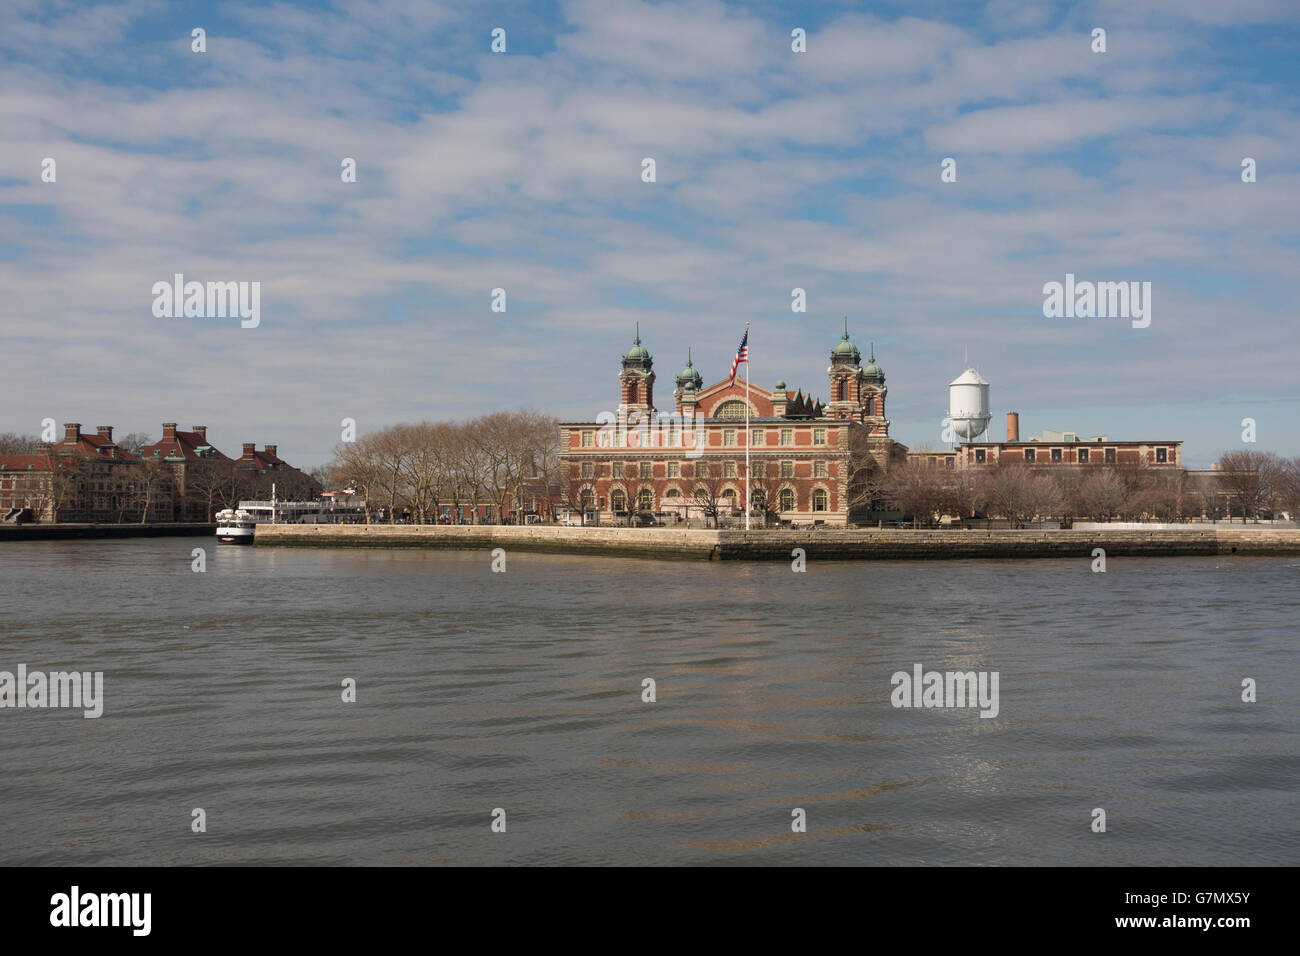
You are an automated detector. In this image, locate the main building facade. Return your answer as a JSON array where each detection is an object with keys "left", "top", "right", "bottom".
[{"left": 558, "top": 323, "right": 906, "bottom": 526}]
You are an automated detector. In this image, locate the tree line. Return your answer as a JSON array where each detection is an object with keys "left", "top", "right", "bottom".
[
  {"left": 329, "top": 410, "right": 560, "bottom": 523},
  {"left": 886, "top": 450, "right": 1300, "bottom": 526}
]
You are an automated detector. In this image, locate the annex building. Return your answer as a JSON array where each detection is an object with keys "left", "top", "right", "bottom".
[{"left": 558, "top": 323, "right": 907, "bottom": 527}]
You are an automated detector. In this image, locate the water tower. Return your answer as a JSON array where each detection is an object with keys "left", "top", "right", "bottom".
[{"left": 948, "top": 367, "right": 990, "bottom": 444}]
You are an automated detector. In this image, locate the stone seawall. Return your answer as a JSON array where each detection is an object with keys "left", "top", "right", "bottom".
[
  {"left": 0, "top": 523, "right": 216, "bottom": 541},
  {"left": 254, "top": 524, "right": 1300, "bottom": 560}
]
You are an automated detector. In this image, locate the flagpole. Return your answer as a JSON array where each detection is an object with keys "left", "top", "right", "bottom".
[{"left": 744, "top": 322, "right": 751, "bottom": 532}]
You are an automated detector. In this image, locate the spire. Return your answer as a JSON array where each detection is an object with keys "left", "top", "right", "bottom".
[
  {"left": 869, "top": 342, "right": 875, "bottom": 363},
  {"left": 843, "top": 316, "right": 849, "bottom": 339},
  {"left": 687, "top": 346, "right": 693, "bottom": 367},
  {"left": 634, "top": 321, "right": 640, "bottom": 345}
]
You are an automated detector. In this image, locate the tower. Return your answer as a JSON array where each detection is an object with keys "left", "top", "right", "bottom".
[
  {"left": 673, "top": 348, "right": 702, "bottom": 417},
  {"left": 826, "top": 317, "right": 863, "bottom": 420},
  {"left": 618, "top": 324, "right": 655, "bottom": 420},
  {"left": 859, "top": 343, "right": 888, "bottom": 436}
]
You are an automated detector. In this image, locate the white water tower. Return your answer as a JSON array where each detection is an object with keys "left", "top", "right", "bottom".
[{"left": 948, "top": 368, "right": 991, "bottom": 442}]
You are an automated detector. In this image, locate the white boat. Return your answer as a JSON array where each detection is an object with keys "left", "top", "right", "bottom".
[{"left": 215, "top": 508, "right": 255, "bottom": 544}]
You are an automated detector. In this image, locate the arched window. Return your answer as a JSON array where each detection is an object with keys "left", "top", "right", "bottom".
[
  {"left": 665, "top": 488, "right": 681, "bottom": 499},
  {"left": 779, "top": 488, "right": 795, "bottom": 512},
  {"left": 628, "top": 383, "right": 639, "bottom": 404},
  {"left": 865, "top": 398, "right": 874, "bottom": 415},
  {"left": 579, "top": 489, "right": 595, "bottom": 510},
  {"left": 637, "top": 488, "right": 653, "bottom": 512},
  {"left": 611, "top": 489, "right": 626, "bottom": 512},
  {"left": 812, "top": 489, "right": 828, "bottom": 512},
  {"left": 693, "top": 487, "right": 707, "bottom": 500},
  {"left": 751, "top": 489, "right": 766, "bottom": 510},
  {"left": 714, "top": 400, "right": 751, "bottom": 421}
]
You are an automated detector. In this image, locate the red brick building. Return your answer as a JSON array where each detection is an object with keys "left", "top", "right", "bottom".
[
  {"left": 558, "top": 323, "right": 906, "bottom": 526},
  {"left": 1, "top": 421, "right": 319, "bottom": 523}
]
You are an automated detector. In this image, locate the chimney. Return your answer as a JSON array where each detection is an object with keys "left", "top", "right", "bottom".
[
  {"left": 264, "top": 444, "right": 278, "bottom": 458},
  {"left": 96, "top": 425, "right": 113, "bottom": 441},
  {"left": 1007, "top": 412, "right": 1020, "bottom": 443},
  {"left": 193, "top": 425, "right": 207, "bottom": 441},
  {"left": 63, "top": 423, "right": 81, "bottom": 442},
  {"left": 162, "top": 423, "right": 177, "bottom": 440},
  {"left": 242, "top": 442, "right": 256, "bottom": 457}
]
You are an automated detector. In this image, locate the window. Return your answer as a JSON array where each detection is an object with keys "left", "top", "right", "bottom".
[
  {"left": 722, "top": 489, "right": 737, "bottom": 506},
  {"left": 693, "top": 487, "right": 707, "bottom": 500},
  {"left": 724, "top": 461, "right": 737, "bottom": 477},
  {"left": 781, "top": 460, "right": 794, "bottom": 478},
  {"left": 581, "top": 431, "right": 593, "bottom": 448},
  {"left": 751, "top": 428, "right": 763, "bottom": 446},
  {"left": 714, "top": 400, "right": 750, "bottom": 420},
  {"left": 1051, "top": 448, "right": 1062, "bottom": 462},
  {"left": 813, "top": 428, "right": 826, "bottom": 445},
  {"left": 627, "top": 383, "right": 638, "bottom": 404},
  {"left": 723, "top": 429, "right": 736, "bottom": 446},
  {"left": 637, "top": 489, "right": 653, "bottom": 512},
  {"left": 665, "top": 488, "right": 681, "bottom": 499},
  {"left": 1024, "top": 448, "right": 1036, "bottom": 462},
  {"left": 814, "top": 461, "right": 828, "bottom": 478},
  {"left": 945, "top": 458, "right": 954, "bottom": 469},
  {"left": 780, "top": 428, "right": 793, "bottom": 446},
  {"left": 667, "top": 462, "right": 679, "bottom": 478},
  {"left": 581, "top": 462, "right": 593, "bottom": 478},
  {"left": 779, "top": 488, "right": 795, "bottom": 512},
  {"left": 1105, "top": 448, "right": 1117, "bottom": 463},
  {"left": 1078, "top": 448, "right": 1090, "bottom": 463},
  {"left": 611, "top": 490, "right": 626, "bottom": 512},
  {"left": 1156, "top": 447, "right": 1168, "bottom": 463},
  {"left": 812, "top": 489, "right": 828, "bottom": 512},
  {"left": 974, "top": 448, "right": 986, "bottom": 463},
  {"left": 580, "top": 490, "right": 595, "bottom": 510},
  {"left": 751, "top": 489, "right": 766, "bottom": 510}
]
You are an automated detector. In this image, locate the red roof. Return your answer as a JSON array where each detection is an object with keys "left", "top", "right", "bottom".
[{"left": 137, "top": 429, "right": 228, "bottom": 462}]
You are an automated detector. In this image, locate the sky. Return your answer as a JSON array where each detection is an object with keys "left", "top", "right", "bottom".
[{"left": 1, "top": 0, "right": 1297, "bottom": 470}]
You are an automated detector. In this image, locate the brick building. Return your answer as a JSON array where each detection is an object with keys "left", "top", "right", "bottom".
[
  {"left": 1, "top": 421, "right": 319, "bottom": 523},
  {"left": 909, "top": 413, "right": 1184, "bottom": 471},
  {"left": 558, "top": 323, "right": 907, "bottom": 527}
]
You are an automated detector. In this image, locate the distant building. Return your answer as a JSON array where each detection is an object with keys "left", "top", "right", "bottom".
[
  {"left": 0, "top": 420, "right": 319, "bottom": 523},
  {"left": 906, "top": 413, "right": 1184, "bottom": 471},
  {"left": 558, "top": 323, "right": 907, "bottom": 526}
]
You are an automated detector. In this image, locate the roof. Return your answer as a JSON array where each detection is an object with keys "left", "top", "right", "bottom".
[
  {"left": 137, "top": 429, "right": 229, "bottom": 462},
  {"left": 949, "top": 368, "right": 989, "bottom": 387}
]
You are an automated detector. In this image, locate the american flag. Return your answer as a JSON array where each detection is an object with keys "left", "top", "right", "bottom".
[{"left": 729, "top": 328, "right": 749, "bottom": 382}]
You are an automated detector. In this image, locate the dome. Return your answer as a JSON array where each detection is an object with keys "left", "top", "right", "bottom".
[
  {"left": 831, "top": 317, "right": 861, "bottom": 365},
  {"left": 622, "top": 324, "right": 652, "bottom": 366},
  {"left": 861, "top": 344, "right": 884, "bottom": 381},
  {"left": 676, "top": 348, "right": 703, "bottom": 389}
]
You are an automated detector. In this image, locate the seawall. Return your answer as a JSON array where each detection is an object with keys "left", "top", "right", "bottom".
[
  {"left": 253, "top": 524, "right": 1300, "bottom": 561},
  {"left": 0, "top": 523, "right": 216, "bottom": 541}
]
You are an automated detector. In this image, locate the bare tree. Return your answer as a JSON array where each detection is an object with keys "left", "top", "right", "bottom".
[
  {"left": 0, "top": 433, "right": 39, "bottom": 455},
  {"left": 886, "top": 461, "right": 949, "bottom": 527},
  {"left": 689, "top": 462, "right": 726, "bottom": 527},
  {"left": 1216, "top": 451, "right": 1280, "bottom": 521},
  {"left": 1073, "top": 468, "right": 1128, "bottom": 521},
  {"left": 117, "top": 432, "right": 151, "bottom": 455}
]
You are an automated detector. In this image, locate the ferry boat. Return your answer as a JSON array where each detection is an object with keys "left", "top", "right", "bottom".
[
  {"left": 215, "top": 487, "right": 367, "bottom": 543},
  {"left": 215, "top": 508, "right": 256, "bottom": 544}
]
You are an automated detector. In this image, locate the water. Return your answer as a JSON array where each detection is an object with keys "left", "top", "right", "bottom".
[{"left": 1, "top": 537, "right": 1296, "bottom": 866}]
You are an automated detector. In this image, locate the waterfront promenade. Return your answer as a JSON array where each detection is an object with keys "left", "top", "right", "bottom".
[{"left": 254, "top": 523, "right": 1300, "bottom": 560}]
